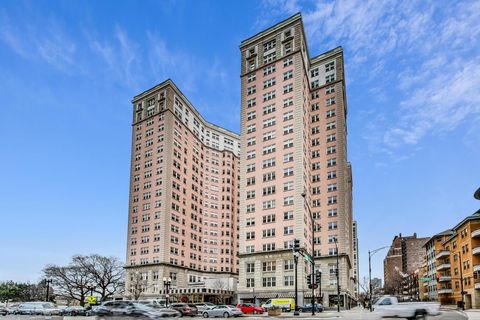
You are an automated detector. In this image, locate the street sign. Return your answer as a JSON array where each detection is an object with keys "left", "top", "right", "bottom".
[
  {"left": 87, "top": 296, "right": 96, "bottom": 305},
  {"left": 303, "top": 253, "right": 313, "bottom": 264},
  {"left": 420, "top": 277, "right": 432, "bottom": 281}
]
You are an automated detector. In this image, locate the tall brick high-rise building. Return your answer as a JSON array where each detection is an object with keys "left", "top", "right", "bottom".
[
  {"left": 125, "top": 80, "right": 240, "bottom": 303},
  {"left": 237, "top": 13, "right": 355, "bottom": 307},
  {"left": 383, "top": 233, "right": 428, "bottom": 295}
]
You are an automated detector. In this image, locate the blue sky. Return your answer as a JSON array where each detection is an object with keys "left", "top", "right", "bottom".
[{"left": 0, "top": 0, "right": 479, "bottom": 286}]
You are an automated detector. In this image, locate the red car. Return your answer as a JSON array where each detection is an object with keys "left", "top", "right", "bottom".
[{"left": 236, "top": 303, "right": 264, "bottom": 314}]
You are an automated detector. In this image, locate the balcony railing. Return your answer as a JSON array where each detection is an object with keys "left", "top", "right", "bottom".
[
  {"left": 473, "top": 246, "right": 480, "bottom": 255},
  {"left": 436, "top": 263, "right": 451, "bottom": 271},
  {"left": 435, "top": 250, "right": 450, "bottom": 260},
  {"left": 472, "top": 229, "right": 480, "bottom": 238},
  {"left": 438, "top": 276, "right": 452, "bottom": 282},
  {"left": 438, "top": 288, "right": 453, "bottom": 294}
]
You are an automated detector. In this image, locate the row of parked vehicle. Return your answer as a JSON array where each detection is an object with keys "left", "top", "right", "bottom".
[
  {"left": 0, "top": 302, "right": 92, "bottom": 316},
  {"left": 0, "top": 300, "right": 322, "bottom": 318}
]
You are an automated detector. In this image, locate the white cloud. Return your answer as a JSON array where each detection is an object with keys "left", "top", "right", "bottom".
[
  {"left": 0, "top": 12, "right": 79, "bottom": 73},
  {"left": 89, "top": 27, "right": 142, "bottom": 89},
  {"left": 257, "top": 0, "right": 480, "bottom": 149}
]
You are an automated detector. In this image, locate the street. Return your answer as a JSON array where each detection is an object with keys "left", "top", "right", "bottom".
[{"left": 0, "top": 308, "right": 472, "bottom": 319}]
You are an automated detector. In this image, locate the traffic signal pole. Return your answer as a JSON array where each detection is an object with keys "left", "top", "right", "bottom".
[{"left": 294, "top": 253, "right": 299, "bottom": 316}]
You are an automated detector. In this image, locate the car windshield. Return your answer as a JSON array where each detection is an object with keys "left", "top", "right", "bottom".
[{"left": 132, "top": 303, "right": 153, "bottom": 311}]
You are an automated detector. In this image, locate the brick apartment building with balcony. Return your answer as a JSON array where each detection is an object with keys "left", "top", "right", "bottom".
[{"left": 429, "top": 210, "right": 480, "bottom": 308}]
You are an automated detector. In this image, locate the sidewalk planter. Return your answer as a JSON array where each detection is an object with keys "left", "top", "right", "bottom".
[{"left": 268, "top": 307, "right": 281, "bottom": 316}]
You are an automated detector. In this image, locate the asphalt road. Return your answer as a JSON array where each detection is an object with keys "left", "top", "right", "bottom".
[{"left": 0, "top": 309, "right": 470, "bottom": 319}]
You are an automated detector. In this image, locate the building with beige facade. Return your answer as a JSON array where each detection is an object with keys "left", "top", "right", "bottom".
[
  {"left": 431, "top": 210, "right": 480, "bottom": 308},
  {"left": 237, "top": 13, "right": 355, "bottom": 308},
  {"left": 125, "top": 79, "right": 240, "bottom": 303}
]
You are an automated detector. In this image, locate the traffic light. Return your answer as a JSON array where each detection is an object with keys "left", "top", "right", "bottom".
[
  {"left": 293, "top": 239, "right": 300, "bottom": 252},
  {"left": 307, "top": 273, "right": 312, "bottom": 288},
  {"left": 316, "top": 270, "right": 321, "bottom": 284}
]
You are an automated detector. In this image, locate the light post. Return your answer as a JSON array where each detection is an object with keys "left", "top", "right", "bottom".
[
  {"left": 163, "top": 277, "right": 172, "bottom": 306},
  {"left": 45, "top": 278, "right": 52, "bottom": 302},
  {"left": 455, "top": 252, "right": 465, "bottom": 311},
  {"left": 87, "top": 284, "right": 95, "bottom": 296},
  {"left": 334, "top": 239, "right": 340, "bottom": 312},
  {"left": 301, "top": 192, "right": 316, "bottom": 316},
  {"left": 294, "top": 252, "right": 299, "bottom": 316},
  {"left": 368, "top": 246, "right": 390, "bottom": 311}
]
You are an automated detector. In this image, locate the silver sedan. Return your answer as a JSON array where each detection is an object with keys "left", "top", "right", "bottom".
[{"left": 201, "top": 305, "right": 243, "bottom": 318}]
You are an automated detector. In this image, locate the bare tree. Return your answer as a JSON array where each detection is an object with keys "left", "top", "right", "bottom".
[
  {"left": 43, "top": 254, "right": 124, "bottom": 305},
  {"left": 125, "top": 270, "right": 148, "bottom": 301},
  {"left": 212, "top": 279, "right": 231, "bottom": 305},
  {"left": 44, "top": 265, "right": 90, "bottom": 306},
  {"left": 73, "top": 255, "right": 124, "bottom": 301}
]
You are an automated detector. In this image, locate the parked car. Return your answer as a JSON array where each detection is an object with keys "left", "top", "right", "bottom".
[
  {"left": 95, "top": 300, "right": 179, "bottom": 318},
  {"left": 64, "top": 306, "right": 90, "bottom": 316},
  {"left": 17, "top": 302, "right": 61, "bottom": 315},
  {"left": 194, "top": 303, "right": 216, "bottom": 313},
  {"left": 298, "top": 303, "right": 323, "bottom": 312},
  {"left": 201, "top": 305, "right": 242, "bottom": 318},
  {"left": 0, "top": 307, "right": 7, "bottom": 316},
  {"left": 236, "top": 303, "right": 264, "bottom": 314},
  {"left": 373, "top": 295, "right": 440, "bottom": 319},
  {"left": 170, "top": 303, "right": 198, "bottom": 316}
]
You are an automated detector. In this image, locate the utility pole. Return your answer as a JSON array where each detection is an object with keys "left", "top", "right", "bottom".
[
  {"left": 293, "top": 241, "right": 300, "bottom": 316},
  {"left": 45, "top": 278, "right": 52, "bottom": 302},
  {"left": 368, "top": 246, "right": 390, "bottom": 311},
  {"left": 301, "top": 193, "right": 316, "bottom": 316},
  {"left": 334, "top": 239, "right": 340, "bottom": 312}
]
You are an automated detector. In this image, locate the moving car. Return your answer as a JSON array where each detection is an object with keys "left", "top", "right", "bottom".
[
  {"left": 235, "top": 303, "right": 264, "bottom": 314},
  {"left": 373, "top": 296, "right": 440, "bottom": 320},
  {"left": 95, "top": 300, "right": 180, "bottom": 318},
  {"left": 169, "top": 303, "right": 198, "bottom": 316},
  {"left": 201, "top": 305, "right": 242, "bottom": 318},
  {"left": 17, "top": 302, "right": 61, "bottom": 315},
  {"left": 261, "top": 298, "right": 295, "bottom": 312},
  {"left": 298, "top": 303, "right": 323, "bottom": 312}
]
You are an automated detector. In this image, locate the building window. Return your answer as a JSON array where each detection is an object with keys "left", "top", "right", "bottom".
[
  {"left": 283, "top": 57, "right": 293, "bottom": 67},
  {"left": 246, "top": 278, "right": 255, "bottom": 287},
  {"left": 263, "top": 65, "right": 276, "bottom": 76},
  {"left": 262, "top": 277, "right": 276, "bottom": 287},
  {"left": 284, "top": 275, "right": 294, "bottom": 286},
  {"left": 284, "top": 211, "right": 294, "bottom": 220},
  {"left": 325, "top": 61, "right": 335, "bottom": 72},
  {"left": 284, "top": 226, "right": 294, "bottom": 235},
  {"left": 262, "top": 261, "right": 276, "bottom": 272},
  {"left": 283, "top": 196, "right": 294, "bottom": 206}
]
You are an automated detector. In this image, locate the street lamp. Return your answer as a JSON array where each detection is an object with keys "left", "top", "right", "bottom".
[
  {"left": 293, "top": 251, "right": 300, "bottom": 316},
  {"left": 301, "top": 192, "right": 316, "bottom": 316},
  {"left": 334, "top": 239, "right": 340, "bottom": 313},
  {"left": 86, "top": 284, "right": 96, "bottom": 297},
  {"left": 44, "top": 278, "right": 52, "bottom": 302},
  {"left": 368, "top": 246, "right": 390, "bottom": 311},
  {"left": 163, "top": 277, "right": 172, "bottom": 306}
]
